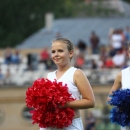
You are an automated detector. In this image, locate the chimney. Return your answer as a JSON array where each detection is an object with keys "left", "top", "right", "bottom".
[{"left": 45, "top": 13, "right": 54, "bottom": 32}]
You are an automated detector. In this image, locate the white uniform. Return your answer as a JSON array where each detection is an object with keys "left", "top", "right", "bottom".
[
  {"left": 40, "top": 67, "right": 84, "bottom": 130},
  {"left": 121, "top": 67, "right": 130, "bottom": 130}
]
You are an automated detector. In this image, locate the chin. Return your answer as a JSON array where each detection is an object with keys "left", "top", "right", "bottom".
[{"left": 54, "top": 62, "right": 61, "bottom": 65}]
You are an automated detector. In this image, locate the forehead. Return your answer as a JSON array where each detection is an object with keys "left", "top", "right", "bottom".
[{"left": 51, "top": 41, "right": 67, "bottom": 49}]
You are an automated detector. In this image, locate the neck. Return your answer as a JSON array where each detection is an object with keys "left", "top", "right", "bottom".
[{"left": 57, "top": 65, "right": 71, "bottom": 72}]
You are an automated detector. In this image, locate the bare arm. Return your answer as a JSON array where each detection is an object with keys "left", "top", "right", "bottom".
[
  {"left": 66, "top": 69, "right": 95, "bottom": 109},
  {"left": 107, "top": 71, "right": 122, "bottom": 101}
]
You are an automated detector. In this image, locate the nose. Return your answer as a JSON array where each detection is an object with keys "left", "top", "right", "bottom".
[{"left": 53, "top": 51, "right": 59, "bottom": 57}]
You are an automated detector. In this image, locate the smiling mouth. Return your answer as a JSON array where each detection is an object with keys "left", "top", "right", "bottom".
[
  {"left": 54, "top": 58, "right": 60, "bottom": 61},
  {"left": 54, "top": 57, "right": 61, "bottom": 60}
]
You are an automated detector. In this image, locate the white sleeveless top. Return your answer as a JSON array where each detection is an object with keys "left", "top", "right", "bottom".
[
  {"left": 47, "top": 67, "right": 81, "bottom": 100},
  {"left": 121, "top": 68, "right": 130, "bottom": 130},
  {"left": 122, "top": 67, "right": 130, "bottom": 89}
]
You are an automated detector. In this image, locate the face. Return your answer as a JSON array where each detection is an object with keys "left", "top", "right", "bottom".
[{"left": 51, "top": 41, "right": 73, "bottom": 66}]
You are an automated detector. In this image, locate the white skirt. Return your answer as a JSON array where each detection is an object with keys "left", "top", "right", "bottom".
[{"left": 39, "top": 117, "right": 84, "bottom": 130}]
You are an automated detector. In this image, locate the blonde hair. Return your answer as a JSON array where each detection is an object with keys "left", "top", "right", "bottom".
[{"left": 52, "top": 37, "right": 74, "bottom": 52}]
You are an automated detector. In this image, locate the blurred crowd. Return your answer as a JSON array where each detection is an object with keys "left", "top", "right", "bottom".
[
  {"left": 0, "top": 26, "right": 130, "bottom": 86},
  {"left": 75, "top": 26, "right": 130, "bottom": 70}
]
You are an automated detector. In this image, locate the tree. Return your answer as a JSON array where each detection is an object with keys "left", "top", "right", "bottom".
[
  {"left": 124, "top": 0, "right": 130, "bottom": 3},
  {"left": 0, "top": 0, "right": 83, "bottom": 47},
  {"left": 0, "top": 0, "right": 119, "bottom": 48}
]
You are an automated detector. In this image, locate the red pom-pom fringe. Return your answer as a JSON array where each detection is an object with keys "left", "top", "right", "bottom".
[{"left": 26, "top": 78, "right": 75, "bottom": 129}]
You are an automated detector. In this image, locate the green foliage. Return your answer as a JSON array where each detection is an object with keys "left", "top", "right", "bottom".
[
  {"left": 124, "top": 0, "right": 130, "bottom": 3},
  {"left": 0, "top": 0, "right": 83, "bottom": 48},
  {"left": 0, "top": 0, "right": 120, "bottom": 48},
  {"left": 78, "top": 1, "right": 119, "bottom": 17}
]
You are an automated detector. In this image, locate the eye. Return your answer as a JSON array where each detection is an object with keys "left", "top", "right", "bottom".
[{"left": 51, "top": 50, "right": 55, "bottom": 53}]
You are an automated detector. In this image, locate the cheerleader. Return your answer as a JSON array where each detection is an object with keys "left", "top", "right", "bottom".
[
  {"left": 108, "top": 42, "right": 130, "bottom": 130},
  {"left": 40, "top": 37, "right": 95, "bottom": 130}
]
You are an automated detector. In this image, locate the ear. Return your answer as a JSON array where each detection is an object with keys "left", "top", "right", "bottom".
[{"left": 69, "top": 50, "right": 74, "bottom": 59}]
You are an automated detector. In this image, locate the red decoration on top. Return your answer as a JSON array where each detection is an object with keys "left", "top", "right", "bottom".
[{"left": 26, "top": 78, "right": 75, "bottom": 129}]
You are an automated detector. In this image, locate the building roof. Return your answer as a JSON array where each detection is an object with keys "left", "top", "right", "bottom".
[{"left": 16, "top": 17, "right": 130, "bottom": 49}]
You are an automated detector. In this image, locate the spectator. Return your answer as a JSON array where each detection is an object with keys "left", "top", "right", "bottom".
[
  {"left": 26, "top": 53, "right": 38, "bottom": 71},
  {"left": 119, "top": 28, "right": 126, "bottom": 43},
  {"left": 89, "top": 31, "right": 100, "bottom": 54},
  {"left": 4, "top": 47, "right": 13, "bottom": 64},
  {"left": 124, "top": 26, "right": 130, "bottom": 42},
  {"left": 112, "top": 49, "right": 125, "bottom": 68},
  {"left": 109, "top": 45, "right": 116, "bottom": 57},
  {"left": 99, "top": 45, "right": 108, "bottom": 64},
  {"left": 86, "top": 112, "right": 96, "bottom": 130},
  {"left": 39, "top": 48, "right": 50, "bottom": 69},
  {"left": 77, "top": 40, "right": 87, "bottom": 54},
  {"left": 108, "top": 28, "right": 114, "bottom": 42},
  {"left": 75, "top": 54, "right": 85, "bottom": 69},
  {"left": 12, "top": 49, "right": 22, "bottom": 64},
  {"left": 91, "top": 59, "right": 98, "bottom": 69},
  {"left": 104, "top": 56, "right": 114, "bottom": 68},
  {"left": 110, "top": 29, "right": 123, "bottom": 53}
]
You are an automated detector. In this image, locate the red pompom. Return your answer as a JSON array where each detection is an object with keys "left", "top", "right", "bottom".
[{"left": 26, "top": 78, "right": 75, "bottom": 128}]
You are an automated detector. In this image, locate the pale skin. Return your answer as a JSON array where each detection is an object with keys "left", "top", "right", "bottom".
[
  {"left": 107, "top": 71, "right": 122, "bottom": 101},
  {"left": 107, "top": 47, "right": 130, "bottom": 101},
  {"left": 51, "top": 41, "right": 95, "bottom": 119}
]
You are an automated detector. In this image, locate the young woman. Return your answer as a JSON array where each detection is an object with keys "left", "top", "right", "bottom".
[
  {"left": 40, "top": 37, "right": 95, "bottom": 130},
  {"left": 108, "top": 42, "right": 130, "bottom": 130}
]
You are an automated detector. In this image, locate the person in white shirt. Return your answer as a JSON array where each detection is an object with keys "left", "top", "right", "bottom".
[
  {"left": 112, "top": 50, "right": 125, "bottom": 68},
  {"left": 111, "top": 29, "right": 123, "bottom": 52},
  {"left": 40, "top": 37, "right": 95, "bottom": 130}
]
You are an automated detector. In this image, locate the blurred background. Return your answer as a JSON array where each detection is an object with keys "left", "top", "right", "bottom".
[{"left": 0, "top": 0, "right": 130, "bottom": 130}]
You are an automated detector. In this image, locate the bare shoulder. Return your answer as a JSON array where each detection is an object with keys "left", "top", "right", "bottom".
[
  {"left": 74, "top": 69, "right": 88, "bottom": 84},
  {"left": 115, "top": 71, "right": 122, "bottom": 82},
  {"left": 74, "top": 69, "right": 85, "bottom": 78},
  {"left": 108, "top": 71, "right": 122, "bottom": 96}
]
